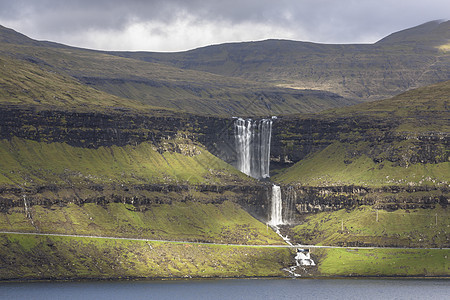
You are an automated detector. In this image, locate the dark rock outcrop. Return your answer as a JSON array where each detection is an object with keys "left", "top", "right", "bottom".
[
  {"left": 290, "top": 185, "right": 448, "bottom": 215},
  {"left": 0, "top": 183, "right": 272, "bottom": 222},
  {"left": 2, "top": 105, "right": 447, "bottom": 171},
  {"left": 271, "top": 115, "right": 449, "bottom": 168},
  {"left": 0, "top": 104, "right": 238, "bottom": 162}
]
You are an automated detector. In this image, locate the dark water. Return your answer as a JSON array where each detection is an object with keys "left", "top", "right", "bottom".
[{"left": 0, "top": 278, "right": 448, "bottom": 300}]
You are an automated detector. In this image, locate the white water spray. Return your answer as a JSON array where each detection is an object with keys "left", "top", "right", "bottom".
[
  {"left": 235, "top": 118, "right": 252, "bottom": 176},
  {"left": 234, "top": 118, "right": 272, "bottom": 179},
  {"left": 269, "top": 184, "right": 283, "bottom": 226}
]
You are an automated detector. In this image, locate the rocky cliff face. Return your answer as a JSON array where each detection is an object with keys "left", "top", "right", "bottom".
[
  {"left": 4, "top": 106, "right": 446, "bottom": 174},
  {"left": 272, "top": 184, "right": 448, "bottom": 224},
  {"left": 292, "top": 185, "right": 448, "bottom": 214},
  {"left": 1, "top": 104, "right": 448, "bottom": 223},
  {"left": 0, "top": 104, "right": 238, "bottom": 161},
  {"left": 0, "top": 105, "right": 263, "bottom": 219},
  {"left": 0, "top": 183, "right": 272, "bottom": 222},
  {"left": 0, "top": 105, "right": 214, "bottom": 146},
  {"left": 270, "top": 114, "right": 448, "bottom": 220},
  {"left": 271, "top": 115, "right": 449, "bottom": 168}
]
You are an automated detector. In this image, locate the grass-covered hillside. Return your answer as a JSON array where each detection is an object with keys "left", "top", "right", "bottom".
[
  {"left": 324, "top": 79, "right": 450, "bottom": 132},
  {"left": 0, "top": 25, "right": 354, "bottom": 116},
  {"left": 0, "top": 200, "right": 281, "bottom": 245},
  {"left": 112, "top": 21, "right": 450, "bottom": 102},
  {"left": 315, "top": 247, "right": 449, "bottom": 277},
  {"left": 273, "top": 80, "right": 450, "bottom": 187},
  {"left": 0, "top": 55, "right": 152, "bottom": 112},
  {"left": 0, "top": 137, "right": 249, "bottom": 186},
  {"left": 274, "top": 140, "right": 448, "bottom": 187},
  {"left": 0, "top": 233, "right": 292, "bottom": 280},
  {"left": 291, "top": 205, "right": 449, "bottom": 248}
]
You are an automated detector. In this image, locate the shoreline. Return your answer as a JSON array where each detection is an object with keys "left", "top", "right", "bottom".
[{"left": 1, "top": 275, "right": 449, "bottom": 284}]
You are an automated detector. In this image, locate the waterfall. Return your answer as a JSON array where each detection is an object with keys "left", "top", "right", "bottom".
[
  {"left": 23, "top": 194, "right": 35, "bottom": 227},
  {"left": 269, "top": 185, "right": 297, "bottom": 226},
  {"left": 269, "top": 185, "right": 283, "bottom": 226},
  {"left": 234, "top": 118, "right": 272, "bottom": 179},
  {"left": 283, "top": 186, "right": 297, "bottom": 224},
  {"left": 235, "top": 118, "right": 252, "bottom": 176}
]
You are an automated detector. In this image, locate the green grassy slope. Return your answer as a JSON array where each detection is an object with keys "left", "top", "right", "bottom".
[
  {"left": 0, "top": 201, "right": 282, "bottom": 245},
  {"left": 315, "top": 248, "right": 449, "bottom": 277},
  {"left": 273, "top": 80, "right": 450, "bottom": 187},
  {"left": 323, "top": 79, "right": 450, "bottom": 132},
  {"left": 0, "top": 233, "right": 292, "bottom": 280},
  {"left": 0, "top": 137, "right": 248, "bottom": 186},
  {"left": 1, "top": 233, "right": 447, "bottom": 279},
  {"left": 0, "top": 55, "right": 154, "bottom": 111},
  {"left": 273, "top": 140, "right": 449, "bottom": 187},
  {"left": 114, "top": 21, "right": 450, "bottom": 102},
  {"left": 292, "top": 205, "right": 449, "bottom": 248}
]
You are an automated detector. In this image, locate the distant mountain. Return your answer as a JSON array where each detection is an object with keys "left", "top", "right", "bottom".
[
  {"left": 376, "top": 20, "right": 449, "bottom": 45},
  {"left": 0, "top": 25, "right": 354, "bottom": 116},
  {"left": 1, "top": 21, "right": 448, "bottom": 115},
  {"left": 109, "top": 20, "right": 450, "bottom": 102},
  {"left": 0, "top": 25, "right": 39, "bottom": 46},
  {"left": 0, "top": 54, "right": 152, "bottom": 112},
  {"left": 0, "top": 25, "right": 70, "bottom": 49}
]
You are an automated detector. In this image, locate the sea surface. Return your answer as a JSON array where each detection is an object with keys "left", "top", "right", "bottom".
[{"left": 0, "top": 278, "right": 448, "bottom": 300}]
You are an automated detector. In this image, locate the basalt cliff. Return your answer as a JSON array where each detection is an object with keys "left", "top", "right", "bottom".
[{"left": 0, "top": 78, "right": 448, "bottom": 223}]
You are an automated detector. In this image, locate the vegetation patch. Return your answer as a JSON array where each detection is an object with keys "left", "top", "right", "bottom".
[
  {"left": 323, "top": 79, "right": 450, "bottom": 133},
  {"left": 273, "top": 141, "right": 449, "bottom": 187},
  {"left": 0, "top": 137, "right": 248, "bottom": 186},
  {"left": 291, "top": 205, "right": 449, "bottom": 248},
  {"left": 0, "top": 201, "right": 282, "bottom": 245},
  {"left": 0, "top": 233, "right": 293, "bottom": 280},
  {"left": 315, "top": 248, "right": 449, "bottom": 277},
  {"left": 0, "top": 55, "right": 153, "bottom": 112}
]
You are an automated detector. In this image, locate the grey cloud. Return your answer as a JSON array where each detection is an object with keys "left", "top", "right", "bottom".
[{"left": 0, "top": 0, "right": 448, "bottom": 50}]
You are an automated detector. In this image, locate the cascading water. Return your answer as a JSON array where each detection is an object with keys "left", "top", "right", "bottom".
[
  {"left": 283, "top": 186, "right": 297, "bottom": 224},
  {"left": 234, "top": 118, "right": 252, "bottom": 176},
  {"left": 234, "top": 117, "right": 295, "bottom": 225},
  {"left": 269, "top": 184, "right": 283, "bottom": 226},
  {"left": 234, "top": 117, "right": 309, "bottom": 274},
  {"left": 267, "top": 185, "right": 315, "bottom": 277},
  {"left": 234, "top": 118, "right": 272, "bottom": 179}
]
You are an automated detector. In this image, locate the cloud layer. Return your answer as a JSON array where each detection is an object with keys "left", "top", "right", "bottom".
[{"left": 0, "top": 0, "right": 448, "bottom": 51}]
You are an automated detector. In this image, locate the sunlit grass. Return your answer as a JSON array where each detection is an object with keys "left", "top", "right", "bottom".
[
  {"left": 0, "top": 201, "right": 282, "bottom": 245},
  {"left": 274, "top": 141, "right": 449, "bottom": 187},
  {"left": 292, "top": 205, "right": 450, "bottom": 247},
  {"left": 0, "top": 137, "right": 248, "bottom": 185},
  {"left": 0, "top": 233, "right": 292, "bottom": 280},
  {"left": 316, "top": 248, "right": 449, "bottom": 276}
]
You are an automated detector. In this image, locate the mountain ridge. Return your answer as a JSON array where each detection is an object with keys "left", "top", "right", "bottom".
[
  {"left": 108, "top": 20, "right": 450, "bottom": 102},
  {"left": 375, "top": 20, "right": 449, "bottom": 45},
  {"left": 0, "top": 26, "right": 356, "bottom": 116},
  {"left": 1, "top": 20, "right": 449, "bottom": 115}
]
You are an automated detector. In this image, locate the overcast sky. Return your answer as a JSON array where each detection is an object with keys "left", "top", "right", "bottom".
[{"left": 0, "top": 0, "right": 448, "bottom": 52}]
